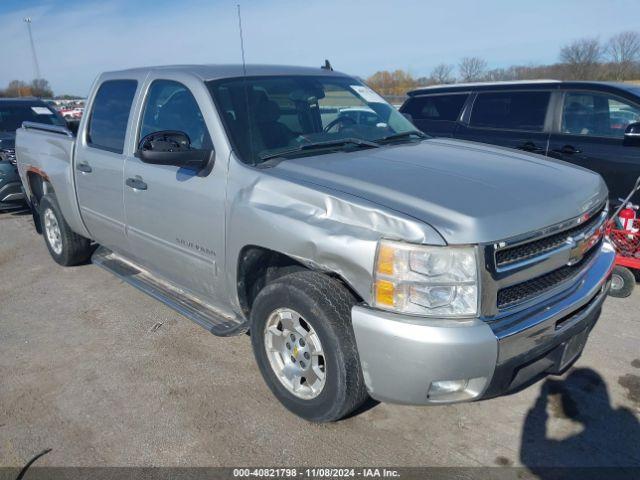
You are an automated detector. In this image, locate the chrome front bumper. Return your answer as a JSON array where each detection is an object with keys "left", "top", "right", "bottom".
[{"left": 351, "top": 240, "right": 615, "bottom": 405}]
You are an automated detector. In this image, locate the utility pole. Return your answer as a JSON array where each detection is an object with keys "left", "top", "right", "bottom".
[{"left": 23, "top": 17, "right": 41, "bottom": 79}]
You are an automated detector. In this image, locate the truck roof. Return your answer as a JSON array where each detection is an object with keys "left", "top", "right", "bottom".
[{"left": 103, "top": 64, "right": 350, "bottom": 81}]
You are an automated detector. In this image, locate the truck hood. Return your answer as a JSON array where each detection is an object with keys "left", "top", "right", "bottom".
[
  {"left": 270, "top": 138, "right": 607, "bottom": 244},
  {"left": 0, "top": 131, "right": 16, "bottom": 150}
]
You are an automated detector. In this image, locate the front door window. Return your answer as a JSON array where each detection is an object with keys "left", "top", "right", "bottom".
[
  {"left": 562, "top": 92, "right": 640, "bottom": 138},
  {"left": 140, "top": 80, "right": 211, "bottom": 149}
]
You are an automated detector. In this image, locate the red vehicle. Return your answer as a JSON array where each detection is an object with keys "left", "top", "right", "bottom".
[{"left": 607, "top": 176, "right": 640, "bottom": 297}]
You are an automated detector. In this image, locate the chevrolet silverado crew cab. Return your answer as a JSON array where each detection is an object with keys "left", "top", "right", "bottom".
[{"left": 16, "top": 65, "right": 615, "bottom": 422}]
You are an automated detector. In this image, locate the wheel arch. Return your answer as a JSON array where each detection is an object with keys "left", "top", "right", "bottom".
[
  {"left": 236, "top": 245, "right": 364, "bottom": 321},
  {"left": 25, "top": 170, "right": 53, "bottom": 234},
  {"left": 26, "top": 170, "right": 53, "bottom": 203}
]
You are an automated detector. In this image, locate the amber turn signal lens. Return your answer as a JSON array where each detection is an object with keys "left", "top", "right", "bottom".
[{"left": 375, "top": 280, "right": 395, "bottom": 306}]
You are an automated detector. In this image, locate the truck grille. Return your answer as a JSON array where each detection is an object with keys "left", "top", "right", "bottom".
[
  {"left": 0, "top": 148, "right": 16, "bottom": 166},
  {"left": 495, "top": 207, "right": 605, "bottom": 268},
  {"left": 496, "top": 239, "right": 601, "bottom": 309}
]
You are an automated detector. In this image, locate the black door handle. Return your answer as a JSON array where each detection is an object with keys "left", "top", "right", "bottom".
[
  {"left": 76, "top": 162, "right": 92, "bottom": 173},
  {"left": 553, "top": 145, "right": 582, "bottom": 155},
  {"left": 126, "top": 177, "right": 148, "bottom": 190},
  {"left": 517, "top": 142, "right": 545, "bottom": 153}
]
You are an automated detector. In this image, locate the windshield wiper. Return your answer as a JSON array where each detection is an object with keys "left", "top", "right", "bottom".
[
  {"left": 376, "top": 130, "right": 428, "bottom": 144},
  {"left": 259, "top": 137, "right": 380, "bottom": 162}
]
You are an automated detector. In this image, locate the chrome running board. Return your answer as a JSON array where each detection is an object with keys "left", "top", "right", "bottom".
[{"left": 92, "top": 246, "right": 247, "bottom": 336}]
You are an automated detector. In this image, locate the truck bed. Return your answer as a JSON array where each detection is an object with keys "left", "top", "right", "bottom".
[{"left": 15, "top": 122, "right": 89, "bottom": 238}]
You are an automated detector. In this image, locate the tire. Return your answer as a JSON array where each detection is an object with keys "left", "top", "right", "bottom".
[
  {"left": 609, "top": 266, "right": 635, "bottom": 298},
  {"left": 250, "top": 270, "right": 368, "bottom": 422},
  {"left": 39, "top": 193, "right": 92, "bottom": 266}
]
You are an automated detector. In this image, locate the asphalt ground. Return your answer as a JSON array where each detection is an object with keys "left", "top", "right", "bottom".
[{"left": 1, "top": 210, "right": 639, "bottom": 471}]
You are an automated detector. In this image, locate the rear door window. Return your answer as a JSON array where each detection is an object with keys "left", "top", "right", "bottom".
[
  {"left": 87, "top": 80, "right": 138, "bottom": 154},
  {"left": 403, "top": 94, "right": 468, "bottom": 121},
  {"left": 470, "top": 91, "right": 551, "bottom": 132}
]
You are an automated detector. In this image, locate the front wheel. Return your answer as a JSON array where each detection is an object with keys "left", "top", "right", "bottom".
[
  {"left": 250, "top": 271, "right": 368, "bottom": 422},
  {"left": 40, "top": 194, "right": 92, "bottom": 266},
  {"left": 609, "top": 266, "right": 635, "bottom": 298}
]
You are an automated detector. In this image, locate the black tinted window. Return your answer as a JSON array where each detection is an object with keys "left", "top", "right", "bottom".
[
  {"left": 140, "top": 80, "right": 210, "bottom": 149},
  {"left": 470, "top": 91, "right": 550, "bottom": 131},
  {"left": 562, "top": 92, "right": 640, "bottom": 138},
  {"left": 403, "top": 94, "right": 468, "bottom": 121},
  {"left": 87, "top": 80, "right": 137, "bottom": 153},
  {"left": 0, "top": 104, "right": 65, "bottom": 132}
]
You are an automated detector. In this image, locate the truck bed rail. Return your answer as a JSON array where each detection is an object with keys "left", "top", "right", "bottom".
[{"left": 21, "top": 121, "right": 74, "bottom": 137}]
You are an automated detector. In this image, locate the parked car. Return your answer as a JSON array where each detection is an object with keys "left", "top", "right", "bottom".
[
  {"left": 335, "top": 107, "right": 382, "bottom": 126},
  {"left": 400, "top": 80, "right": 640, "bottom": 203},
  {"left": 59, "top": 107, "right": 83, "bottom": 120},
  {"left": 0, "top": 98, "right": 66, "bottom": 210},
  {"left": 16, "top": 65, "right": 614, "bottom": 422}
]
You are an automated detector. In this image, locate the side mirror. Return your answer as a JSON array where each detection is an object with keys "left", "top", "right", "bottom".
[
  {"left": 624, "top": 122, "right": 640, "bottom": 146},
  {"left": 135, "top": 130, "right": 214, "bottom": 174}
]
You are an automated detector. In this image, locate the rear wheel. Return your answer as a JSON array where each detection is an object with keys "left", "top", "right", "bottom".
[
  {"left": 250, "top": 271, "right": 368, "bottom": 422},
  {"left": 609, "top": 266, "right": 635, "bottom": 298},
  {"left": 40, "top": 194, "right": 92, "bottom": 266}
]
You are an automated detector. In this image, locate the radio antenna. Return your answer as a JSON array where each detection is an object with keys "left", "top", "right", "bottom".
[
  {"left": 237, "top": 4, "right": 255, "bottom": 164},
  {"left": 237, "top": 4, "right": 247, "bottom": 77}
]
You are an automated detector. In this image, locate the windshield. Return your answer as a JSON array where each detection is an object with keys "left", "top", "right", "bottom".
[
  {"left": 207, "top": 75, "right": 422, "bottom": 164},
  {"left": 0, "top": 104, "right": 65, "bottom": 132}
]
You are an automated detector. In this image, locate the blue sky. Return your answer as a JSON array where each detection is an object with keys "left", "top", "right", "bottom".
[{"left": 1, "top": 0, "right": 639, "bottom": 95}]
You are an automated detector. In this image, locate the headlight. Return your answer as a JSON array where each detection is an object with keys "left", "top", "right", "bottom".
[{"left": 373, "top": 240, "right": 479, "bottom": 317}]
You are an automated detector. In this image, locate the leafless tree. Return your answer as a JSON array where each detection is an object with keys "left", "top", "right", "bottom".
[
  {"left": 559, "top": 38, "right": 602, "bottom": 79},
  {"left": 2, "top": 79, "right": 53, "bottom": 98},
  {"left": 30, "top": 78, "right": 53, "bottom": 98},
  {"left": 606, "top": 31, "right": 640, "bottom": 80},
  {"left": 484, "top": 67, "right": 519, "bottom": 82},
  {"left": 429, "top": 63, "right": 455, "bottom": 84},
  {"left": 5, "top": 80, "right": 30, "bottom": 97},
  {"left": 458, "top": 57, "right": 487, "bottom": 82}
]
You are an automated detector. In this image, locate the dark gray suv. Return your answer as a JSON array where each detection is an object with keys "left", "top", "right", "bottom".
[
  {"left": 0, "top": 98, "right": 66, "bottom": 210},
  {"left": 401, "top": 81, "right": 640, "bottom": 203}
]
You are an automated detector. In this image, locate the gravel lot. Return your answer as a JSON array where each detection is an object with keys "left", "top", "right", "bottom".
[{"left": 1, "top": 210, "right": 639, "bottom": 469}]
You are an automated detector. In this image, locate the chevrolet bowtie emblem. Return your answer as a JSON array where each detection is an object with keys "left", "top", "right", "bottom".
[{"left": 566, "top": 228, "right": 601, "bottom": 266}]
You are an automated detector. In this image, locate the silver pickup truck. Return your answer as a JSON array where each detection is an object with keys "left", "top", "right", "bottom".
[{"left": 16, "top": 64, "right": 615, "bottom": 422}]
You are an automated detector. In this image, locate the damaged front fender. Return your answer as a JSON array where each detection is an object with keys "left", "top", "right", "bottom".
[{"left": 225, "top": 158, "right": 445, "bottom": 311}]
